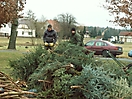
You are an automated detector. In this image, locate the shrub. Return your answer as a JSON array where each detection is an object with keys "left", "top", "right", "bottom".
[{"left": 9, "top": 45, "right": 47, "bottom": 81}]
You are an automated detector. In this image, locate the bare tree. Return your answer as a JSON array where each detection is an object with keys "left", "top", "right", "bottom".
[
  {"left": 39, "top": 15, "right": 46, "bottom": 23},
  {"left": 104, "top": 0, "right": 132, "bottom": 28},
  {"left": 36, "top": 15, "right": 46, "bottom": 38},
  {"left": 27, "top": 10, "right": 36, "bottom": 29},
  {"left": 55, "top": 13, "right": 78, "bottom": 39},
  {"left": 26, "top": 11, "right": 47, "bottom": 45},
  {"left": 26, "top": 10, "right": 36, "bottom": 45}
]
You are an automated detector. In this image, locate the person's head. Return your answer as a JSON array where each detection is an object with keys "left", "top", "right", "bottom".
[
  {"left": 71, "top": 28, "right": 76, "bottom": 34},
  {"left": 47, "top": 24, "right": 52, "bottom": 31}
]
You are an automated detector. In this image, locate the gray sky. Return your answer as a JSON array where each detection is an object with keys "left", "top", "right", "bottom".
[{"left": 23, "top": 0, "right": 123, "bottom": 29}]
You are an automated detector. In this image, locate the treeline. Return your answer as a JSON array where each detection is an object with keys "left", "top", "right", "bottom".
[{"left": 84, "top": 26, "right": 131, "bottom": 40}]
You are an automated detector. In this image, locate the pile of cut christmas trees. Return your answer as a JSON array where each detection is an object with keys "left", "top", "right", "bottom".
[
  {"left": 0, "top": 72, "right": 37, "bottom": 99},
  {"left": 7, "top": 41, "right": 132, "bottom": 98},
  {"left": 8, "top": 41, "right": 95, "bottom": 99}
]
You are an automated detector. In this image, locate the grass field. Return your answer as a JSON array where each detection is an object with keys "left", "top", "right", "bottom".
[
  {"left": 117, "top": 42, "right": 132, "bottom": 58},
  {"left": 0, "top": 37, "right": 43, "bottom": 47},
  {"left": 1, "top": 37, "right": 132, "bottom": 58},
  {"left": 0, "top": 37, "right": 41, "bottom": 75},
  {"left": 0, "top": 52, "right": 23, "bottom": 74},
  {"left": 0, "top": 37, "right": 131, "bottom": 75}
]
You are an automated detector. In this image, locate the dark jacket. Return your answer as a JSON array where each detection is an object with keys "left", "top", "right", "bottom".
[
  {"left": 43, "top": 29, "right": 57, "bottom": 43},
  {"left": 69, "top": 33, "right": 82, "bottom": 46}
]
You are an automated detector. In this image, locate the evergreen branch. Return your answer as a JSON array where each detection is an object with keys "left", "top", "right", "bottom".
[{"left": 49, "top": 50, "right": 93, "bottom": 61}]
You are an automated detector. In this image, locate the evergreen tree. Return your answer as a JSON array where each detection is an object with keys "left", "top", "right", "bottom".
[
  {"left": 83, "top": 26, "right": 86, "bottom": 34},
  {"left": 103, "top": 30, "right": 111, "bottom": 40},
  {"left": 97, "top": 30, "right": 102, "bottom": 36},
  {"left": 90, "top": 27, "right": 97, "bottom": 38}
]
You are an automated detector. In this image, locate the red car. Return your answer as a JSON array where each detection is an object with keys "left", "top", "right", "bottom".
[{"left": 84, "top": 39, "right": 123, "bottom": 57}]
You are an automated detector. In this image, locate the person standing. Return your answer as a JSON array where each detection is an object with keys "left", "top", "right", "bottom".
[
  {"left": 78, "top": 30, "right": 84, "bottom": 46},
  {"left": 43, "top": 24, "right": 57, "bottom": 50},
  {"left": 69, "top": 28, "right": 82, "bottom": 46}
]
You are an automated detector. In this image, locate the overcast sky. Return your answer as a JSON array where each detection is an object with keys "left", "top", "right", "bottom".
[{"left": 23, "top": 0, "right": 124, "bottom": 29}]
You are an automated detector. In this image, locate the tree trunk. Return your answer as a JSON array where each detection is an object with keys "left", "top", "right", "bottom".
[{"left": 8, "top": 19, "right": 18, "bottom": 49}]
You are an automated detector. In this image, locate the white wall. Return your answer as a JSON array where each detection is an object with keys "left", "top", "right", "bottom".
[
  {"left": 119, "top": 36, "right": 132, "bottom": 42},
  {"left": 0, "top": 24, "right": 11, "bottom": 36},
  {"left": 17, "top": 29, "right": 35, "bottom": 37},
  {"left": 0, "top": 24, "right": 36, "bottom": 37}
]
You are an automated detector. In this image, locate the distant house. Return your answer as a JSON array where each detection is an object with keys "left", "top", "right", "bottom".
[
  {"left": 44, "top": 20, "right": 60, "bottom": 33},
  {"left": 17, "top": 18, "right": 36, "bottom": 37},
  {"left": 0, "top": 23, "right": 11, "bottom": 37},
  {"left": 0, "top": 18, "right": 36, "bottom": 37},
  {"left": 119, "top": 31, "right": 132, "bottom": 42}
]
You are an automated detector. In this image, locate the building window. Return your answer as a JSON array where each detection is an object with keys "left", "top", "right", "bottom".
[
  {"left": 22, "top": 31, "right": 24, "bottom": 35},
  {"left": 28, "top": 32, "right": 32, "bottom": 35}
]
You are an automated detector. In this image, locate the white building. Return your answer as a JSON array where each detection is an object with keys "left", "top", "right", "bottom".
[
  {"left": 0, "top": 18, "right": 36, "bottom": 37},
  {"left": 119, "top": 31, "right": 132, "bottom": 42},
  {"left": 0, "top": 24, "right": 11, "bottom": 36},
  {"left": 17, "top": 24, "right": 35, "bottom": 37}
]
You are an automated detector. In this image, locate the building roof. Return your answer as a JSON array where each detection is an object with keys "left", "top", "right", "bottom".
[
  {"left": 119, "top": 31, "right": 132, "bottom": 36},
  {"left": 45, "top": 20, "right": 60, "bottom": 32},
  {"left": 18, "top": 18, "right": 35, "bottom": 29}
]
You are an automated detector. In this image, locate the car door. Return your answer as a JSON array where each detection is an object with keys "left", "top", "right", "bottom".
[{"left": 93, "top": 41, "right": 104, "bottom": 54}]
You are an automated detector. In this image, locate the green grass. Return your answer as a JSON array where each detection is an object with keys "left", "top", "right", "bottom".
[
  {"left": 0, "top": 37, "right": 44, "bottom": 75},
  {"left": 0, "top": 51, "right": 23, "bottom": 75}
]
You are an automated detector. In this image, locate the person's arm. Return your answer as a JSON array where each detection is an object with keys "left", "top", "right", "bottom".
[
  {"left": 53, "top": 31, "right": 57, "bottom": 44},
  {"left": 43, "top": 31, "right": 47, "bottom": 43},
  {"left": 76, "top": 33, "right": 82, "bottom": 46}
]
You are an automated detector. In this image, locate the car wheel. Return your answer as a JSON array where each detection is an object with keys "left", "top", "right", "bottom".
[{"left": 102, "top": 50, "right": 109, "bottom": 57}]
